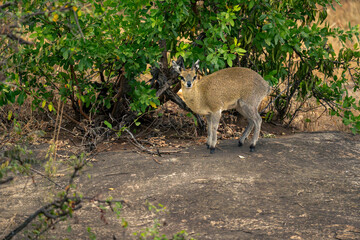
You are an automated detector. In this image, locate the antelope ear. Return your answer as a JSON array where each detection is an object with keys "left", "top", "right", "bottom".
[
  {"left": 172, "top": 60, "right": 182, "bottom": 74},
  {"left": 193, "top": 59, "right": 200, "bottom": 71}
]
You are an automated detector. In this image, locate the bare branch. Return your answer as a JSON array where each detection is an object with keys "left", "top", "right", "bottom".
[
  {"left": 0, "top": 3, "right": 15, "bottom": 9},
  {"left": 29, "top": 168, "right": 63, "bottom": 189},
  {"left": 0, "top": 26, "right": 33, "bottom": 45},
  {"left": 125, "top": 128, "right": 161, "bottom": 156},
  {"left": 72, "top": 9, "right": 85, "bottom": 41},
  {"left": 4, "top": 202, "right": 53, "bottom": 240},
  {"left": 0, "top": 176, "right": 14, "bottom": 185}
]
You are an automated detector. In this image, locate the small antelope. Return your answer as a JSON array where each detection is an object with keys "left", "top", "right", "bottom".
[{"left": 172, "top": 60, "right": 270, "bottom": 153}]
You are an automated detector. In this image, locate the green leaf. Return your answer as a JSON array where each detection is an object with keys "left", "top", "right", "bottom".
[
  {"left": 227, "top": 58, "right": 233, "bottom": 67},
  {"left": 78, "top": 59, "right": 84, "bottom": 71},
  {"left": 233, "top": 5, "right": 241, "bottom": 11},
  {"left": 7, "top": 110, "right": 12, "bottom": 121},
  {"left": 186, "top": 112, "right": 197, "bottom": 126},
  {"left": 29, "top": 33, "right": 37, "bottom": 39},
  {"left": 265, "top": 38, "right": 271, "bottom": 46},
  {"left": 249, "top": 1, "right": 254, "bottom": 10},
  {"left": 17, "top": 92, "right": 26, "bottom": 105},
  {"left": 48, "top": 102, "right": 53, "bottom": 112},
  {"left": 63, "top": 50, "right": 69, "bottom": 60},
  {"left": 206, "top": 53, "right": 214, "bottom": 62},
  {"left": 229, "top": 19, "right": 234, "bottom": 27},
  {"left": 149, "top": 101, "right": 157, "bottom": 108},
  {"left": 104, "top": 120, "right": 112, "bottom": 129}
]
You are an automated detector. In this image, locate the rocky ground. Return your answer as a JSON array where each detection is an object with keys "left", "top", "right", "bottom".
[{"left": 1, "top": 131, "right": 360, "bottom": 240}]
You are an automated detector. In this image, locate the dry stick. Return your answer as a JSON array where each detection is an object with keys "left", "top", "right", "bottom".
[
  {"left": 0, "top": 177, "right": 13, "bottom": 184},
  {"left": 286, "top": 99, "right": 307, "bottom": 126},
  {"left": 0, "top": 215, "right": 16, "bottom": 240},
  {"left": 51, "top": 102, "right": 84, "bottom": 130},
  {"left": 4, "top": 200, "right": 82, "bottom": 240},
  {"left": 33, "top": 219, "right": 62, "bottom": 240},
  {"left": 260, "top": 85, "right": 293, "bottom": 114},
  {"left": 53, "top": 100, "right": 65, "bottom": 163},
  {"left": 135, "top": 118, "right": 159, "bottom": 138},
  {"left": 4, "top": 204, "right": 53, "bottom": 240},
  {"left": 47, "top": 113, "right": 79, "bottom": 137},
  {"left": 52, "top": 99, "right": 61, "bottom": 141},
  {"left": 156, "top": 81, "right": 171, "bottom": 98},
  {"left": 4, "top": 148, "right": 123, "bottom": 239},
  {"left": 0, "top": 2, "right": 15, "bottom": 9},
  {"left": 124, "top": 129, "right": 160, "bottom": 156},
  {"left": 73, "top": 9, "right": 85, "bottom": 41},
  {"left": 82, "top": 197, "right": 127, "bottom": 206},
  {"left": 111, "top": 71, "right": 126, "bottom": 117},
  {"left": 49, "top": 99, "right": 61, "bottom": 163},
  {"left": 152, "top": 157, "right": 162, "bottom": 165},
  {"left": 70, "top": 65, "right": 89, "bottom": 120},
  {"left": 20, "top": 4, "right": 71, "bottom": 21},
  {"left": 29, "top": 168, "right": 63, "bottom": 189}
]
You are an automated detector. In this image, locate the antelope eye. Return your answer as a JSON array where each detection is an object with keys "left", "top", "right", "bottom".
[
  {"left": 193, "top": 75, "right": 197, "bottom": 80},
  {"left": 179, "top": 76, "right": 185, "bottom": 81}
]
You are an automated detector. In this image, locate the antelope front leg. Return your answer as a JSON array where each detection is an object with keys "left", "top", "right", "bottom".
[{"left": 209, "top": 111, "right": 221, "bottom": 154}]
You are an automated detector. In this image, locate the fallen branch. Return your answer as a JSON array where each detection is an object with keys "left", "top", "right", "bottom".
[
  {"left": 3, "top": 152, "right": 86, "bottom": 240},
  {"left": 124, "top": 129, "right": 161, "bottom": 156},
  {"left": 82, "top": 197, "right": 128, "bottom": 206},
  {"left": 0, "top": 176, "right": 14, "bottom": 185},
  {"left": 4, "top": 199, "right": 82, "bottom": 240},
  {"left": 73, "top": 9, "right": 85, "bottom": 41},
  {"left": 152, "top": 157, "right": 162, "bottom": 165},
  {"left": 0, "top": 2, "right": 15, "bottom": 9},
  {"left": 29, "top": 168, "right": 63, "bottom": 189}
]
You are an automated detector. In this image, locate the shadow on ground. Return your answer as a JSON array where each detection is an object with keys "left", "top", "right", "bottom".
[{"left": 1, "top": 132, "right": 360, "bottom": 239}]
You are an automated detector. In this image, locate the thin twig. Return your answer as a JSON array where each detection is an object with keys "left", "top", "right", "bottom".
[
  {"left": 0, "top": 2, "right": 15, "bottom": 9},
  {"left": 0, "top": 176, "right": 13, "bottom": 184},
  {"left": 29, "top": 168, "right": 63, "bottom": 189},
  {"left": 73, "top": 9, "right": 85, "bottom": 41},
  {"left": 152, "top": 157, "right": 162, "bottom": 164},
  {"left": 51, "top": 101, "right": 84, "bottom": 130},
  {"left": 82, "top": 197, "right": 127, "bottom": 206},
  {"left": 124, "top": 129, "right": 160, "bottom": 156},
  {"left": 260, "top": 85, "right": 291, "bottom": 114},
  {"left": 4, "top": 202, "right": 53, "bottom": 240},
  {"left": 33, "top": 218, "right": 62, "bottom": 240}
]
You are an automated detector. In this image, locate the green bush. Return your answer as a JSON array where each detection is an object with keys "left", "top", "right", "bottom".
[{"left": 1, "top": 0, "right": 360, "bottom": 132}]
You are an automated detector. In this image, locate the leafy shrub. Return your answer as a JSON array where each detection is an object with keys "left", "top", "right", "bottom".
[{"left": 1, "top": 0, "right": 360, "bottom": 132}]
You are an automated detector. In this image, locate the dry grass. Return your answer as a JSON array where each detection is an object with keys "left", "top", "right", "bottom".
[
  {"left": 2, "top": 1, "right": 360, "bottom": 138},
  {"left": 0, "top": 101, "right": 50, "bottom": 146},
  {"left": 327, "top": 0, "right": 360, "bottom": 30},
  {"left": 289, "top": 0, "right": 360, "bottom": 132}
]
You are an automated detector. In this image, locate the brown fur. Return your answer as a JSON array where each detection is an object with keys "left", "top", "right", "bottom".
[{"left": 173, "top": 60, "right": 270, "bottom": 153}]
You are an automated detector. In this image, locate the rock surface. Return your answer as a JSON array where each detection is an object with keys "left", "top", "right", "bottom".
[{"left": 1, "top": 132, "right": 359, "bottom": 239}]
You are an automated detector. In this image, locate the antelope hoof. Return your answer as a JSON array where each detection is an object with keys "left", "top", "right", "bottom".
[
  {"left": 250, "top": 145, "right": 256, "bottom": 152},
  {"left": 238, "top": 141, "right": 243, "bottom": 147},
  {"left": 210, "top": 147, "right": 215, "bottom": 154},
  {"left": 206, "top": 143, "right": 210, "bottom": 149}
]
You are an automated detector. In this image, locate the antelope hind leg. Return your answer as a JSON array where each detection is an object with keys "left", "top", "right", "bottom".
[
  {"left": 249, "top": 112, "right": 262, "bottom": 152},
  {"left": 205, "top": 115, "right": 212, "bottom": 149}
]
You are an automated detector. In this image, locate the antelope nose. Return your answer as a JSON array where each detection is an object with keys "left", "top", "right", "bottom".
[{"left": 186, "top": 81, "right": 192, "bottom": 88}]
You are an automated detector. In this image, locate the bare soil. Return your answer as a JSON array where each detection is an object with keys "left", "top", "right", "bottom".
[{"left": 1, "top": 131, "right": 360, "bottom": 240}]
